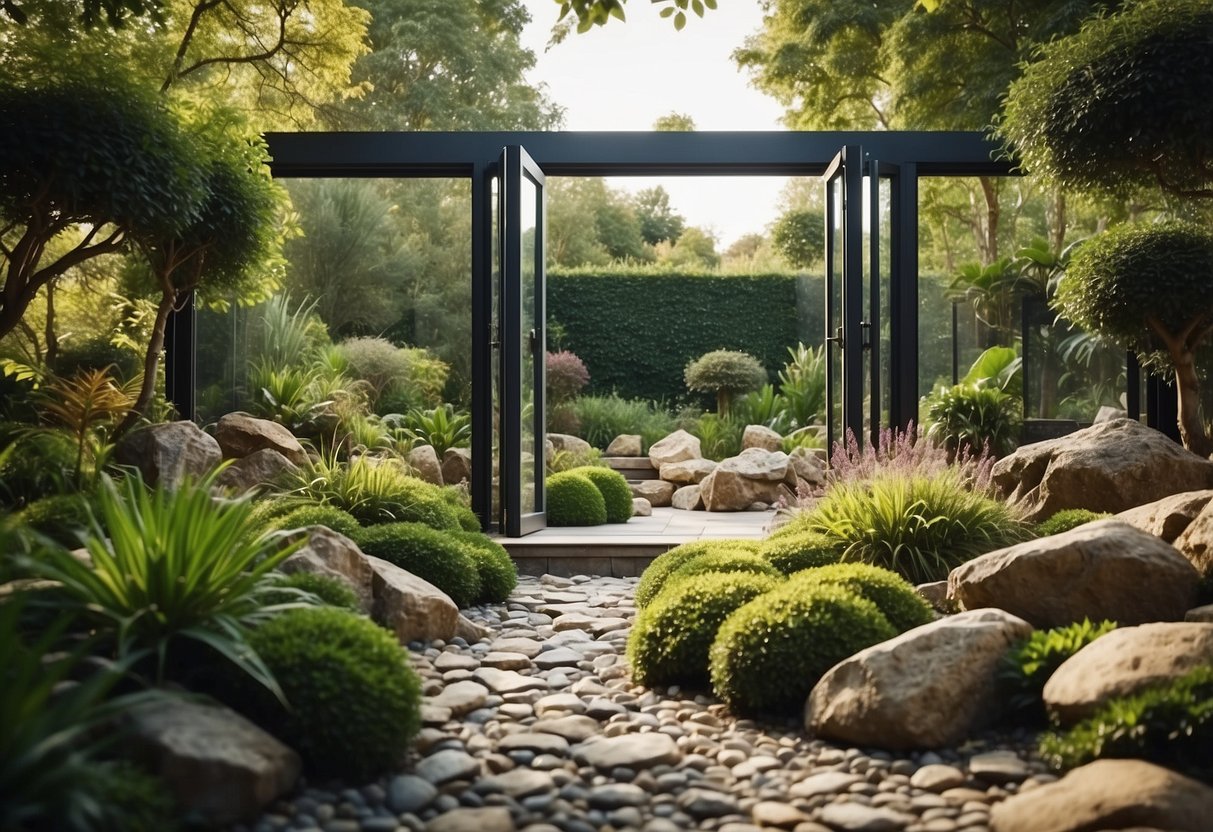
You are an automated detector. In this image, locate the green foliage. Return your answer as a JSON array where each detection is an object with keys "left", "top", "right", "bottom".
[
  {"left": 791, "top": 563, "right": 935, "bottom": 632},
  {"left": 1036, "top": 509, "right": 1111, "bottom": 537},
  {"left": 999, "top": 0, "right": 1213, "bottom": 203},
  {"left": 352, "top": 522, "right": 481, "bottom": 607},
  {"left": 393, "top": 404, "right": 471, "bottom": 457},
  {"left": 776, "top": 342, "right": 827, "bottom": 429},
  {"left": 261, "top": 571, "right": 362, "bottom": 611},
  {"left": 786, "top": 471, "right": 1031, "bottom": 584},
  {"left": 771, "top": 209, "right": 825, "bottom": 268},
  {"left": 709, "top": 583, "right": 896, "bottom": 716},
  {"left": 35, "top": 367, "right": 136, "bottom": 489},
  {"left": 335, "top": 337, "right": 450, "bottom": 415},
  {"left": 628, "top": 571, "right": 781, "bottom": 688},
  {"left": 547, "top": 445, "right": 605, "bottom": 475},
  {"left": 548, "top": 271, "right": 811, "bottom": 404},
  {"left": 1001, "top": 619, "right": 1117, "bottom": 724},
  {"left": 635, "top": 539, "right": 760, "bottom": 609},
  {"left": 757, "top": 531, "right": 842, "bottom": 576},
  {"left": 0, "top": 426, "right": 76, "bottom": 508},
  {"left": 289, "top": 454, "right": 461, "bottom": 531},
  {"left": 25, "top": 471, "right": 300, "bottom": 692},
  {"left": 634, "top": 186, "right": 685, "bottom": 245},
  {"left": 451, "top": 532, "right": 518, "bottom": 604},
  {"left": 1039, "top": 665, "right": 1213, "bottom": 779},
  {"left": 572, "top": 465, "right": 634, "bottom": 524},
  {"left": 923, "top": 383, "right": 1021, "bottom": 458},
  {"left": 690, "top": 412, "right": 744, "bottom": 461},
  {"left": 570, "top": 394, "right": 684, "bottom": 451},
  {"left": 51, "top": 335, "right": 141, "bottom": 381},
  {"left": 262, "top": 504, "right": 362, "bottom": 539},
  {"left": 662, "top": 551, "right": 784, "bottom": 596},
  {"left": 546, "top": 471, "right": 608, "bottom": 527},
  {"left": 235, "top": 607, "right": 423, "bottom": 781},
  {"left": 18, "top": 492, "right": 95, "bottom": 548},
  {"left": 684, "top": 350, "right": 769, "bottom": 416}
]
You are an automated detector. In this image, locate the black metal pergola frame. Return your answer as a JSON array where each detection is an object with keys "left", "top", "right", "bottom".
[{"left": 164, "top": 130, "right": 1169, "bottom": 534}]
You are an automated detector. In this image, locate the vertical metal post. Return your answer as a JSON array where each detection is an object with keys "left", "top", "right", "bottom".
[
  {"left": 471, "top": 162, "right": 493, "bottom": 531},
  {"left": 891, "top": 163, "right": 918, "bottom": 430},
  {"left": 842, "top": 146, "right": 865, "bottom": 443},
  {"left": 1126, "top": 351, "right": 1140, "bottom": 421},
  {"left": 164, "top": 292, "right": 196, "bottom": 421}
]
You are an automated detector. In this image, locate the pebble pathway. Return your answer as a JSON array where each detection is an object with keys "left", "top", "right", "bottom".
[{"left": 236, "top": 574, "right": 1056, "bottom": 832}]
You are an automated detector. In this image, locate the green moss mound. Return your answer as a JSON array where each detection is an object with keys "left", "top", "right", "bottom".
[
  {"left": 452, "top": 531, "right": 518, "bottom": 604},
  {"left": 546, "top": 471, "right": 607, "bottom": 526},
  {"left": 1036, "top": 509, "right": 1111, "bottom": 537},
  {"left": 709, "top": 583, "right": 896, "bottom": 716},
  {"left": 628, "top": 571, "right": 781, "bottom": 688},
  {"left": 758, "top": 531, "right": 842, "bottom": 575},
  {"left": 268, "top": 504, "right": 362, "bottom": 538},
  {"left": 264, "top": 571, "right": 362, "bottom": 611},
  {"left": 19, "top": 492, "right": 95, "bottom": 547},
  {"left": 240, "top": 607, "right": 423, "bottom": 780},
  {"left": 790, "top": 563, "right": 934, "bottom": 632},
  {"left": 635, "top": 538, "right": 759, "bottom": 609},
  {"left": 246, "top": 498, "right": 297, "bottom": 532},
  {"left": 352, "top": 522, "right": 481, "bottom": 607},
  {"left": 660, "top": 551, "right": 784, "bottom": 600},
  {"left": 573, "top": 466, "right": 634, "bottom": 524}
]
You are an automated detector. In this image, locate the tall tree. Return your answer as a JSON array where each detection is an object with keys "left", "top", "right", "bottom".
[{"left": 633, "top": 187, "right": 685, "bottom": 246}]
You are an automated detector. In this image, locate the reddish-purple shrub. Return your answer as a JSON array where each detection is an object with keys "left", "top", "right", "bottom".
[{"left": 547, "top": 351, "right": 590, "bottom": 404}]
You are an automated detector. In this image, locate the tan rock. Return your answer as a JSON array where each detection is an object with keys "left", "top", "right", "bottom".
[
  {"left": 948, "top": 520, "right": 1199, "bottom": 628},
  {"left": 455, "top": 613, "right": 493, "bottom": 642},
  {"left": 989, "top": 759, "right": 1213, "bottom": 832},
  {"left": 1042, "top": 622, "right": 1213, "bottom": 723},
  {"left": 215, "top": 412, "right": 307, "bottom": 464},
  {"left": 441, "top": 447, "right": 472, "bottom": 486},
  {"left": 648, "top": 429, "right": 702, "bottom": 467},
  {"left": 698, "top": 449, "right": 790, "bottom": 512},
  {"left": 742, "top": 424, "right": 782, "bottom": 452},
  {"left": 659, "top": 458, "right": 717, "bottom": 485},
  {"left": 407, "top": 445, "right": 444, "bottom": 486},
  {"left": 605, "top": 434, "right": 642, "bottom": 456},
  {"left": 214, "top": 448, "right": 298, "bottom": 494},
  {"left": 366, "top": 554, "right": 459, "bottom": 644},
  {"left": 807, "top": 608, "right": 1032, "bottom": 749},
  {"left": 671, "top": 484, "right": 704, "bottom": 511},
  {"left": 632, "top": 497, "right": 652, "bottom": 517},
  {"left": 1171, "top": 497, "right": 1213, "bottom": 577},
  {"left": 1115, "top": 489, "right": 1213, "bottom": 543},
  {"left": 1187, "top": 604, "right": 1213, "bottom": 623},
  {"left": 786, "top": 446, "right": 827, "bottom": 488},
  {"left": 113, "top": 421, "right": 221, "bottom": 489},
  {"left": 279, "top": 526, "right": 375, "bottom": 612},
  {"left": 630, "top": 479, "right": 676, "bottom": 508},
  {"left": 991, "top": 418, "right": 1213, "bottom": 522},
  {"left": 547, "top": 433, "right": 592, "bottom": 455}
]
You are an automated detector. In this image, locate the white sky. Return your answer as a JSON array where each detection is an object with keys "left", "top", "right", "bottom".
[{"left": 519, "top": 1, "right": 793, "bottom": 249}]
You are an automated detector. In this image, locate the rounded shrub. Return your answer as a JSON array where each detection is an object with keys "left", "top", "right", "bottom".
[
  {"left": 709, "top": 583, "right": 896, "bottom": 716},
  {"left": 1036, "top": 509, "right": 1111, "bottom": 537},
  {"left": 452, "top": 531, "right": 518, "bottom": 604},
  {"left": 791, "top": 563, "right": 934, "bottom": 632},
  {"left": 573, "top": 465, "right": 634, "bottom": 524},
  {"left": 628, "top": 571, "right": 781, "bottom": 688},
  {"left": 660, "top": 551, "right": 784, "bottom": 600},
  {"left": 758, "top": 531, "right": 842, "bottom": 575},
  {"left": 635, "top": 539, "right": 760, "bottom": 609},
  {"left": 239, "top": 606, "right": 422, "bottom": 780},
  {"left": 246, "top": 497, "right": 298, "bottom": 532},
  {"left": 263, "top": 571, "right": 361, "bottom": 611},
  {"left": 546, "top": 471, "right": 607, "bottom": 527},
  {"left": 268, "top": 504, "right": 362, "bottom": 538},
  {"left": 546, "top": 350, "right": 590, "bottom": 404},
  {"left": 19, "top": 492, "right": 95, "bottom": 547},
  {"left": 684, "top": 349, "right": 768, "bottom": 416},
  {"left": 352, "top": 522, "right": 481, "bottom": 607}
]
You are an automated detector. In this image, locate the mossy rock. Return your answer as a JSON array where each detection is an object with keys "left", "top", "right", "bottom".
[
  {"left": 452, "top": 531, "right": 518, "bottom": 604},
  {"left": 573, "top": 466, "right": 634, "bottom": 524},
  {"left": 352, "top": 522, "right": 481, "bottom": 607},
  {"left": 634, "top": 538, "right": 759, "bottom": 609},
  {"left": 709, "top": 583, "right": 896, "bottom": 716},
  {"left": 546, "top": 471, "right": 607, "bottom": 527},
  {"left": 628, "top": 571, "right": 782, "bottom": 688},
  {"left": 757, "top": 531, "right": 843, "bottom": 575},
  {"left": 789, "top": 563, "right": 935, "bottom": 632}
]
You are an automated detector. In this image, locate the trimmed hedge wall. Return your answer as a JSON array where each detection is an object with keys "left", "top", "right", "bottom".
[{"left": 549, "top": 271, "right": 823, "bottom": 403}]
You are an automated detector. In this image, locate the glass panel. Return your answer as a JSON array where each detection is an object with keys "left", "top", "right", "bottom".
[
  {"left": 491, "top": 174, "right": 502, "bottom": 524},
  {"left": 862, "top": 174, "right": 872, "bottom": 444},
  {"left": 519, "top": 173, "right": 538, "bottom": 516},
  {"left": 879, "top": 176, "right": 892, "bottom": 433},
  {"left": 828, "top": 174, "right": 844, "bottom": 451}
]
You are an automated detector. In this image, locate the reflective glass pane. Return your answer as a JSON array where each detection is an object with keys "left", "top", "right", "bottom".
[{"left": 519, "top": 173, "right": 538, "bottom": 516}]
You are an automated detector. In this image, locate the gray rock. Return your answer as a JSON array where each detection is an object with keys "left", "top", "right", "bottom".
[
  {"left": 910, "top": 764, "right": 967, "bottom": 792},
  {"left": 441, "top": 448, "right": 472, "bottom": 487},
  {"left": 425, "top": 807, "right": 515, "bottom": 832},
  {"left": 482, "top": 768, "right": 554, "bottom": 799},
  {"left": 387, "top": 775, "right": 438, "bottom": 814},
  {"left": 573, "top": 733, "right": 681, "bottom": 771},
  {"left": 215, "top": 411, "right": 307, "bottom": 464},
  {"left": 114, "top": 420, "right": 222, "bottom": 489},
  {"left": 473, "top": 667, "right": 548, "bottom": 694},
  {"left": 587, "top": 783, "right": 650, "bottom": 809},
  {"left": 677, "top": 788, "right": 739, "bottom": 819},
  {"left": 787, "top": 772, "right": 864, "bottom": 799},
  {"left": 497, "top": 733, "right": 570, "bottom": 755},
  {"left": 530, "top": 715, "right": 602, "bottom": 743},
  {"left": 368, "top": 554, "right": 460, "bottom": 644},
  {"left": 817, "top": 803, "right": 914, "bottom": 832},
  {"left": 632, "top": 497, "right": 653, "bottom": 517},
  {"left": 969, "top": 751, "right": 1030, "bottom": 784},
  {"left": 408, "top": 445, "right": 445, "bottom": 486},
  {"left": 214, "top": 448, "right": 298, "bottom": 493},
  {"left": 279, "top": 526, "right": 375, "bottom": 611},
  {"left": 416, "top": 750, "right": 480, "bottom": 785},
  {"left": 533, "top": 647, "right": 582, "bottom": 669},
  {"left": 428, "top": 681, "right": 490, "bottom": 717}
]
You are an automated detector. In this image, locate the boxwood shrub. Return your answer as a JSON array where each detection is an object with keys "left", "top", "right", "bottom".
[
  {"left": 757, "top": 531, "right": 842, "bottom": 576},
  {"left": 709, "top": 583, "right": 896, "bottom": 716},
  {"left": 546, "top": 470, "right": 607, "bottom": 527},
  {"left": 352, "top": 522, "right": 481, "bottom": 607},
  {"left": 573, "top": 466, "right": 634, "bottom": 524},
  {"left": 1035, "top": 509, "right": 1111, "bottom": 537},
  {"left": 635, "top": 539, "right": 759, "bottom": 609},
  {"left": 628, "top": 571, "right": 781, "bottom": 687},
  {"left": 452, "top": 531, "right": 518, "bottom": 604},
  {"left": 265, "top": 504, "right": 362, "bottom": 539},
  {"left": 791, "top": 563, "right": 935, "bottom": 632},
  {"left": 658, "top": 551, "right": 784, "bottom": 602}
]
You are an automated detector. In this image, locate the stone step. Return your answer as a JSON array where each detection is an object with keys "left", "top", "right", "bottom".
[{"left": 604, "top": 456, "right": 659, "bottom": 480}]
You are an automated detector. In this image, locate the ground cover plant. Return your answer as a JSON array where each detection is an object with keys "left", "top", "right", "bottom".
[
  {"left": 1000, "top": 619, "right": 1117, "bottom": 725},
  {"left": 451, "top": 531, "right": 519, "bottom": 604},
  {"left": 659, "top": 550, "right": 784, "bottom": 589},
  {"left": 1035, "top": 509, "right": 1110, "bottom": 537},
  {"left": 289, "top": 453, "right": 462, "bottom": 531},
  {"left": 756, "top": 531, "right": 841, "bottom": 575},
  {"left": 796, "top": 563, "right": 934, "bottom": 632}
]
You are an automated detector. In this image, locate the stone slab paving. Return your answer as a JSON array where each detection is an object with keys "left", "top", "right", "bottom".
[{"left": 234, "top": 574, "right": 1054, "bottom": 832}]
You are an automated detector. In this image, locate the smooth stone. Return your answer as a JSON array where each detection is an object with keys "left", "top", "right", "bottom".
[
  {"left": 425, "top": 807, "right": 514, "bottom": 832},
  {"left": 481, "top": 768, "right": 554, "bottom": 799},
  {"left": 533, "top": 648, "right": 583, "bottom": 669},
  {"left": 573, "top": 733, "right": 682, "bottom": 771},
  {"left": 587, "top": 783, "right": 650, "bottom": 809},
  {"left": 751, "top": 801, "right": 810, "bottom": 828},
  {"left": 497, "top": 733, "right": 571, "bottom": 756},
  {"left": 428, "top": 681, "right": 489, "bottom": 717},
  {"left": 911, "top": 765, "right": 968, "bottom": 792},
  {"left": 817, "top": 803, "right": 914, "bottom": 832},
  {"left": 678, "top": 788, "right": 739, "bottom": 818},
  {"left": 788, "top": 772, "right": 864, "bottom": 799},
  {"left": 490, "top": 638, "right": 544, "bottom": 658},
  {"left": 481, "top": 652, "right": 532, "bottom": 670},
  {"left": 530, "top": 715, "right": 602, "bottom": 743},
  {"left": 968, "top": 751, "right": 1030, "bottom": 784},
  {"left": 387, "top": 776, "right": 438, "bottom": 814},
  {"left": 416, "top": 750, "right": 480, "bottom": 785},
  {"left": 473, "top": 668, "right": 547, "bottom": 694}
]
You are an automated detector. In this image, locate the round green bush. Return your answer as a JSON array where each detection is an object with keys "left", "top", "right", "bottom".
[
  {"left": 268, "top": 504, "right": 362, "bottom": 538},
  {"left": 573, "top": 466, "right": 634, "bottom": 524},
  {"left": 239, "top": 607, "right": 422, "bottom": 780},
  {"left": 791, "top": 563, "right": 934, "bottom": 632},
  {"left": 264, "top": 571, "right": 362, "bottom": 610},
  {"left": 1036, "top": 509, "right": 1111, "bottom": 537},
  {"left": 19, "top": 492, "right": 95, "bottom": 547},
  {"left": 452, "top": 504, "right": 481, "bottom": 532},
  {"left": 635, "top": 539, "right": 759, "bottom": 609},
  {"left": 352, "top": 522, "right": 481, "bottom": 607},
  {"left": 709, "top": 583, "right": 896, "bottom": 716},
  {"left": 355, "top": 477, "right": 461, "bottom": 532},
  {"left": 628, "top": 571, "right": 782, "bottom": 687},
  {"left": 452, "top": 531, "right": 518, "bottom": 604},
  {"left": 758, "top": 531, "right": 842, "bottom": 575},
  {"left": 546, "top": 471, "right": 607, "bottom": 527},
  {"left": 660, "top": 551, "right": 784, "bottom": 600}
]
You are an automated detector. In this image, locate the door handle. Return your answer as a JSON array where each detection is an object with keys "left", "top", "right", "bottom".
[
  {"left": 529, "top": 328, "right": 538, "bottom": 353},
  {"left": 825, "top": 326, "right": 844, "bottom": 349},
  {"left": 860, "top": 320, "right": 872, "bottom": 350}
]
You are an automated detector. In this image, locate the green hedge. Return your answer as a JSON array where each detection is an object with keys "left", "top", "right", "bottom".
[{"left": 549, "top": 271, "right": 822, "bottom": 403}]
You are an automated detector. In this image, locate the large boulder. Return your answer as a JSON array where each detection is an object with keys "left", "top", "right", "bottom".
[
  {"left": 407, "top": 445, "right": 444, "bottom": 486},
  {"left": 698, "top": 448, "right": 789, "bottom": 512},
  {"left": 214, "top": 412, "right": 307, "bottom": 465},
  {"left": 1042, "top": 622, "right": 1213, "bottom": 723},
  {"left": 989, "top": 759, "right": 1213, "bottom": 832},
  {"left": 1171, "top": 498, "right": 1213, "bottom": 578},
  {"left": 648, "top": 430, "right": 702, "bottom": 467},
  {"left": 991, "top": 418, "right": 1213, "bottom": 522},
  {"left": 279, "top": 526, "right": 375, "bottom": 612},
  {"left": 547, "top": 433, "right": 593, "bottom": 456},
  {"left": 214, "top": 448, "right": 298, "bottom": 494},
  {"left": 441, "top": 447, "right": 472, "bottom": 486},
  {"left": 366, "top": 554, "right": 460, "bottom": 643},
  {"left": 659, "top": 458, "right": 717, "bottom": 485},
  {"left": 948, "top": 520, "right": 1200, "bottom": 628},
  {"left": 807, "top": 608, "right": 1032, "bottom": 749},
  {"left": 1115, "top": 489, "right": 1213, "bottom": 543},
  {"left": 114, "top": 421, "right": 221, "bottom": 489},
  {"left": 123, "top": 699, "right": 300, "bottom": 826},
  {"left": 630, "top": 479, "right": 675, "bottom": 508},
  {"left": 786, "top": 447, "right": 827, "bottom": 489},
  {"left": 605, "top": 434, "right": 642, "bottom": 457},
  {"left": 741, "top": 424, "right": 782, "bottom": 452}
]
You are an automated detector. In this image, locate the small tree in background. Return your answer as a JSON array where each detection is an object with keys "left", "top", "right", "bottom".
[
  {"left": 771, "top": 209, "right": 824, "bottom": 270},
  {"left": 546, "top": 350, "right": 590, "bottom": 405},
  {"left": 685, "top": 350, "right": 767, "bottom": 418},
  {"left": 1055, "top": 222, "right": 1213, "bottom": 456}
]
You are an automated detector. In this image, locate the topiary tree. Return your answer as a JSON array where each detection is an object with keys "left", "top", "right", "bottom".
[
  {"left": 684, "top": 350, "right": 768, "bottom": 418},
  {"left": 1054, "top": 222, "right": 1213, "bottom": 455}
]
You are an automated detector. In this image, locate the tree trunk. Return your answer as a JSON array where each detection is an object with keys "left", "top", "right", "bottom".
[
  {"left": 1048, "top": 191, "right": 1066, "bottom": 257},
  {"left": 43, "top": 280, "right": 58, "bottom": 370},
  {"left": 978, "top": 176, "right": 1001, "bottom": 263},
  {"left": 1173, "top": 351, "right": 1212, "bottom": 457},
  {"left": 115, "top": 286, "right": 176, "bottom": 437}
]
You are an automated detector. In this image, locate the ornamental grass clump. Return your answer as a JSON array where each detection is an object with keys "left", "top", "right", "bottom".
[
  {"left": 573, "top": 465, "right": 634, "bottom": 523},
  {"left": 627, "top": 571, "right": 782, "bottom": 688},
  {"left": 351, "top": 522, "right": 481, "bottom": 607},
  {"left": 261, "top": 503, "right": 362, "bottom": 538},
  {"left": 546, "top": 470, "right": 607, "bottom": 527},
  {"left": 709, "top": 582, "right": 896, "bottom": 716},
  {"left": 635, "top": 538, "right": 759, "bottom": 609},
  {"left": 790, "top": 563, "right": 935, "bottom": 632},
  {"left": 289, "top": 453, "right": 460, "bottom": 531}
]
